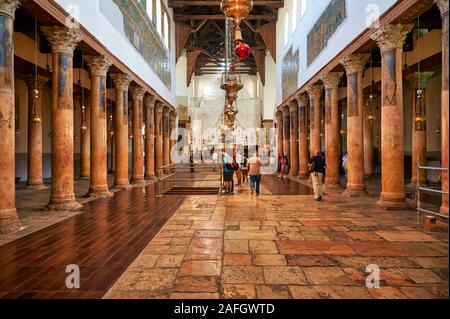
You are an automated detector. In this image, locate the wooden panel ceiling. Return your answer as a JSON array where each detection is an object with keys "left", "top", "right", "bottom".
[{"left": 173, "top": 0, "right": 283, "bottom": 77}]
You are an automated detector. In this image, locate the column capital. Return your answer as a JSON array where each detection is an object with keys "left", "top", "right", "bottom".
[
  {"left": 295, "top": 94, "right": 308, "bottom": 106},
  {"left": 0, "top": 0, "right": 23, "bottom": 18},
  {"left": 155, "top": 101, "right": 165, "bottom": 113},
  {"left": 435, "top": 0, "right": 449, "bottom": 16},
  {"left": 170, "top": 110, "right": 177, "bottom": 119},
  {"left": 163, "top": 105, "right": 171, "bottom": 116},
  {"left": 85, "top": 55, "right": 112, "bottom": 77},
  {"left": 129, "top": 85, "right": 146, "bottom": 100},
  {"left": 41, "top": 26, "right": 82, "bottom": 55},
  {"left": 321, "top": 72, "right": 343, "bottom": 89},
  {"left": 144, "top": 94, "right": 157, "bottom": 108},
  {"left": 282, "top": 105, "right": 290, "bottom": 115},
  {"left": 289, "top": 100, "right": 298, "bottom": 112},
  {"left": 111, "top": 73, "right": 131, "bottom": 90},
  {"left": 24, "top": 74, "right": 48, "bottom": 90},
  {"left": 407, "top": 71, "right": 435, "bottom": 90},
  {"left": 370, "top": 23, "right": 413, "bottom": 51},
  {"left": 276, "top": 110, "right": 283, "bottom": 120},
  {"left": 306, "top": 85, "right": 323, "bottom": 98},
  {"left": 341, "top": 54, "right": 369, "bottom": 75}
]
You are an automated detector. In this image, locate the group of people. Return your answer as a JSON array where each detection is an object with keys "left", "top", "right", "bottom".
[{"left": 222, "top": 151, "right": 266, "bottom": 196}]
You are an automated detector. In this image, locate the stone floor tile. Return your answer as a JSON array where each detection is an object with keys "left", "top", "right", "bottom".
[
  {"left": 178, "top": 261, "right": 222, "bottom": 277},
  {"left": 170, "top": 293, "right": 220, "bottom": 299},
  {"left": 289, "top": 285, "right": 340, "bottom": 299},
  {"left": 191, "top": 221, "right": 225, "bottom": 230},
  {"left": 409, "top": 257, "right": 449, "bottom": 269},
  {"left": 345, "top": 231, "right": 385, "bottom": 241},
  {"left": 184, "top": 237, "right": 223, "bottom": 260},
  {"left": 194, "top": 230, "right": 224, "bottom": 238},
  {"left": 286, "top": 255, "right": 336, "bottom": 267},
  {"left": 224, "top": 240, "right": 249, "bottom": 253},
  {"left": 222, "top": 266, "right": 264, "bottom": 284},
  {"left": 256, "top": 285, "right": 291, "bottom": 299},
  {"left": 112, "top": 268, "right": 177, "bottom": 292},
  {"left": 303, "top": 267, "right": 354, "bottom": 285},
  {"left": 222, "top": 284, "right": 256, "bottom": 299},
  {"left": 225, "top": 230, "right": 279, "bottom": 240},
  {"left": 155, "top": 255, "right": 185, "bottom": 268},
  {"left": 368, "top": 287, "right": 408, "bottom": 299},
  {"left": 173, "top": 276, "right": 219, "bottom": 293},
  {"left": 400, "top": 268, "right": 447, "bottom": 284},
  {"left": 249, "top": 240, "right": 278, "bottom": 254},
  {"left": 375, "top": 231, "right": 439, "bottom": 242},
  {"left": 254, "top": 254, "right": 287, "bottom": 266},
  {"left": 224, "top": 253, "right": 252, "bottom": 266},
  {"left": 400, "top": 287, "right": 435, "bottom": 299},
  {"left": 263, "top": 266, "right": 307, "bottom": 285}
]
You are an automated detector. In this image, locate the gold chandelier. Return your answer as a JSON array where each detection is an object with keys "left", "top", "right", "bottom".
[{"left": 220, "top": 0, "right": 253, "bottom": 41}]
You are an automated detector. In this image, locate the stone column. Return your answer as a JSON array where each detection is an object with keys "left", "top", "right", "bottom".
[
  {"left": 80, "top": 97, "right": 90, "bottom": 178},
  {"left": 363, "top": 94, "right": 375, "bottom": 178},
  {"left": 42, "top": 26, "right": 82, "bottom": 211},
  {"left": 321, "top": 72, "right": 343, "bottom": 190},
  {"left": 169, "top": 110, "right": 177, "bottom": 165},
  {"left": 276, "top": 110, "right": 283, "bottom": 156},
  {"left": 144, "top": 94, "right": 157, "bottom": 180},
  {"left": 86, "top": 55, "right": 112, "bottom": 198},
  {"left": 155, "top": 102, "right": 164, "bottom": 177},
  {"left": 436, "top": 0, "right": 449, "bottom": 215},
  {"left": 341, "top": 54, "right": 370, "bottom": 197},
  {"left": 0, "top": 0, "right": 23, "bottom": 233},
  {"left": 130, "top": 85, "right": 145, "bottom": 184},
  {"left": 289, "top": 101, "right": 299, "bottom": 176},
  {"left": 296, "top": 95, "right": 309, "bottom": 179},
  {"left": 306, "top": 85, "right": 323, "bottom": 156},
  {"left": 282, "top": 106, "right": 290, "bottom": 156},
  {"left": 371, "top": 23, "right": 413, "bottom": 210},
  {"left": 407, "top": 72, "right": 434, "bottom": 187},
  {"left": 111, "top": 73, "right": 132, "bottom": 189},
  {"left": 24, "top": 75, "right": 48, "bottom": 189},
  {"left": 163, "top": 106, "right": 171, "bottom": 172}
]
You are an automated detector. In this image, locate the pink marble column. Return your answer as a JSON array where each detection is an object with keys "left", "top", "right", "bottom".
[
  {"left": 407, "top": 72, "right": 434, "bottom": 187},
  {"left": 80, "top": 98, "right": 90, "bottom": 179},
  {"left": 296, "top": 95, "right": 309, "bottom": 179},
  {"left": 155, "top": 102, "right": 164, "bottom": 177},
  {"left": 130, "top": 85, "right": 146, "bottom": 184},
  {"left": 163, "top": 106, "right": 171, "bottom": 173},
  {"left": 85, "top": 55, "right": 112, "bottom": 198},
  {"left": 321, "top": 72, "right": 343, "bottom": 190},
  {"left": 144, "top": 94, "right": 157, "bottom": 180},
  {"left": 364, "top": 93, "right": 375, "bottom": 178},
  {"left": 42, "top": 26, "right": 83, "bottom": 211},
  {"left": 0, "top": 0, "right": 23, "bottom": 233},
  {"left": 24, "top": 75, "right": 48, "bottom": 189},
  {"left": 306, "top": 85, "right": 323, "bottom": 156},
  {"left": 341, "top": 54, "right": 370, "bottom": 197},
  {"left": 282, "top": 106, "right": 290, "bottom": 156},
  {"left": 371, "top": 23, "right": 413, "bottom": 210},
  {"left": 169, "top": 110, "right": 177, "bottom": 165},
  {"left": 289, "top": 101, "right": 299, "bottom": 177},
  {"left": 436, "top": 0, "right": 449, "bottom": 215},
  {"left": 111, "top": 73, "right": 132, "bottom": 189},
  {"left": 276, "top": 110, "right": 283, "bottom": 156}
]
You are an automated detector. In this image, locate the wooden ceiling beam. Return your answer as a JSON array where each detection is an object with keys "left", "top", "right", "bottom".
[
  {"left": 174, "top": 14, "right": 277, "bottom": 21},
  {"left": 169, "top": 1, "right": 284, "bottom": 8}
]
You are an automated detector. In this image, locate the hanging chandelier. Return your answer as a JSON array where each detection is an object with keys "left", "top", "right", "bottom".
[{"left": 220, "top": 0, "right": 253, "bottom": 42}]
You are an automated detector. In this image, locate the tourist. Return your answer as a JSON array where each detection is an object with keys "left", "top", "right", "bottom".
[
  {"left": 342, "top": 153, "right": 348, "bottom": 178},
  {"left": 223, "top": 154, "right": 234, "bottom": 194},
  {"left": 309, "top": 149, "right": 326, "bottom": 201},
  {"left": 235, "top": 152, "right": 243, "bottom": 186},
  {"left": 241, "top": 154, "right": 249, "bottom": 184},
  {"left": 248, "top": 151, "right": 268, "bottom": 195},
  {"left": 278, "top": 153, "right": 288, "bottom": 178}
]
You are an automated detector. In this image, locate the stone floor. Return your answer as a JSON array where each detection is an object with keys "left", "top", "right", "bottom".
[{"left": 105, "top": 179, "right": 449, "bottom": 299}]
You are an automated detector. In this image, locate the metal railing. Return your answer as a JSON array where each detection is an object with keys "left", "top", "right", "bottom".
[
  {"left": 156, "top": 163, "right": 224, "bottom": 197},
  {"left": 416, "top": 161, "right": 449, "bottom": 220}
]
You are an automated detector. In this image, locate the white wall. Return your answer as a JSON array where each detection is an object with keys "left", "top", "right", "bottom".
[
  {"left": 276, "top": 0, "right": 397, "bottom": 105},
  {"left": 55, "top": 0, "right": 177, "bottom": 106}
]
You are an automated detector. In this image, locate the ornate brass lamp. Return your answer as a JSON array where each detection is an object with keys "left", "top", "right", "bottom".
[{"left": 220, "top": 0, "right": 253, "bottom": 41}]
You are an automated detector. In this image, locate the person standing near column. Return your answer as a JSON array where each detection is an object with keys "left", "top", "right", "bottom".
[
  {"left": 371, "top": 23, "right": 413, "bottom": 210},
  {"left": 309, "top": 149, "right": 326, "bottom": 201},
  {"left": 42, "top": 26, "right": 83, "bottom": 211}
]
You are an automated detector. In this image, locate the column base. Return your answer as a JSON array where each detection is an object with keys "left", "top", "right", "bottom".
[
  {"left": 25, "top": 183, "right": 49, "bottom": 190},
  {"left": 87, "top": 190, "right": 114, "bottom": 198},
  {"left": 440, "top": 203, "right": 449, "bottom": 215},
  {"left": 79, "top": 176, "right": 90, "bottom": 180},
  {"left": 131, "top": 178, "right": 146, "bottom": 185},
  {"left": 46, "top": 200, "right": 83, "bottom": 211},
  {"left": 375, "top": 198, "right": 412, "bottom": 211},
  {"left": 145, "top": 175, "right": 158, "bottom": 181},
  {"left": 0, "top": 208, "right": 22, "bottom": 235},
  {"left": 324, "top": 182, "right": 344, "bottom": 192},
  {"left": 112, "top": 181, "right": 132, "bottom": 190},
  {"left": 343, "top": 185, "right": 368, "bottom": 197},
  {"left": 297, "top": 173, "right": 309, "bottom": 180},
  {"left": 289, "top": 170, "right": 299, "bottom": 178}
]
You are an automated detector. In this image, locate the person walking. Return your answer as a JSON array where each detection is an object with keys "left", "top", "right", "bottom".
[
  {"left": 241, "top": 155, "right": 249, "bottom": 184},
  {"left": 235, "top": 152, "right": 243, "bottom": 186},
  {"left": 248, "top": 151, "right": 268, "bottom": 195},
  {"left": 278, "top": 153, "right": 288, "bottom": 178},
  {"left": 309, "top": 149, "right": 326, "bottom": 201}
]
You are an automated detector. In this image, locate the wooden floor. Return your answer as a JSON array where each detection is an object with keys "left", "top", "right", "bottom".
[
  {"left": 0, "top": 183, "right": 185, "bottom": 299},
  {"left": 261, "top": 175, "right": 313, "bottom": 195}
]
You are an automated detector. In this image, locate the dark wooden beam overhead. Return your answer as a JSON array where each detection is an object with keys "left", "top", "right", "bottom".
[
  {"left": 174, "top": 14, "right": 277, "bottom": 21},
  {"left": 169, "top": 1, "right": 284, "bottom": 8}
]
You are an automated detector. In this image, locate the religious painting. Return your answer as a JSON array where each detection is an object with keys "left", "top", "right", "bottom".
[
  {"left": 325, "top": 88, "right": 332, "bottom": 124},
  {"left": 384, "top": 50, "right": 397, "bottom": 106},
  {"left": 307, "top": 0, "right": 346, "bottom": 66},
  {"left": 282, "top": 46, "right": 299, "bottom": 101},
  {"left": 108, "top": 0, "right": 171, "bottom": 89},
  {"left": 348, "top": 73, "right": 358, "bottom": 117},
  {"left": 310, "top": 97, "right": 315, "bottom": 129},
  {"left": 299, "top": 106, "right": 306, "bottom": 133}
]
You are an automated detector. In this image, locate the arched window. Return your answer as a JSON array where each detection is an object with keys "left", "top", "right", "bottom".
[
  {"left": 156, "top": 0, "right": 162, "bottom": 36},
  {"left": 291, "top": 0, "right": 297, "bottom": 33},
  {"left": 284, "top": 11, "right": 289, "bottom": 46},
  {"left": 301, "top": 0, "right": 307, "bottom": 17},
  {"left": 164, "top": 12, "right": 169, "bottom": 48}
]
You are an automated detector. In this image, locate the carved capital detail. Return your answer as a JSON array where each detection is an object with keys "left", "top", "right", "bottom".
[
  {"left": 111, "top": 73, "right": 131, "bottom": 90},
  {"left": 370, "top": 23, "right": 413, "bottom": 51},
  {"left": 289, "top": 100, "right": 298, "bottom": 112},
  {"left": 85, "top": 55, "right": 112, "bottom": 77},
  {"left": 144, "top": 94, "right": 157, "bottom": 108},
  {"left": 435, "top": 0, "right": 449, "bottom": 16},
  {"left": 276, "top": 110, "right": 283, "bottom": 121},
  {"left": 321, "top": 72, "right": 344, "bottom": 89},
  {"left": 129, "top": 85, "right": 146, "bottom": 100},
  {"left": 41, "top": 26, "right": 82, "bottom": 55},
  {"left": 306, "top": 85, "right": 323, "bottom": 99},
  {"left": 0, "top": 0, "right": 23, "bottom": 18},
  {"left": 341, "top": 54, "right": 369, "bottom": 75},
  {"left": 155, "top": 101, "right": 164, "bottom": 113},
  {"left": 295, "top": 94, "right": 308, "bottom": 107}
]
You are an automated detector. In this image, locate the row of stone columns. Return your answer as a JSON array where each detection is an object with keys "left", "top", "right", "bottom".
[
  {"left": 0, "top": 0, "right": 177, "bottom": 234},
  {"left": 276, "top": 19, "right": 448, "bottom": 212}
]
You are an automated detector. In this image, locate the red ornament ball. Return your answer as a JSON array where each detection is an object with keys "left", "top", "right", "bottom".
[
  {"left": 235, "top": 42, "right": 250, "bottom": 59},
  {"left": 229, "top": 64, "right": 236, "bottom": 73}
]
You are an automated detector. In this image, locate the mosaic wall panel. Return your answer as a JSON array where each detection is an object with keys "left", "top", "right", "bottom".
[
  {"left": 307, "top": 0, "right": 346, "bottom": 66},
  {"left": 110, "top": 0, "right": 171, "bottom": 89},
  {"left": 281, "top": 46, "right": 299, "bottom": 101}
]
